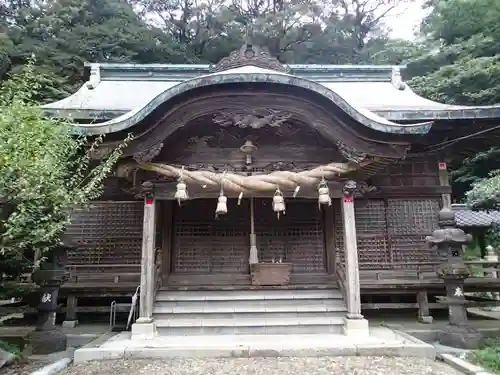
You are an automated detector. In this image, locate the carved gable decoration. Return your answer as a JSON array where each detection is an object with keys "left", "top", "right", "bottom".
[
  {"left": 209, "top": 44, "right": 291, "bottom": 74},
  {"left": 213, "top": 108, "right": 292, "bottom": 129},
  {"left": 336, "top": 141, "right": 367, "bottom": 164}
]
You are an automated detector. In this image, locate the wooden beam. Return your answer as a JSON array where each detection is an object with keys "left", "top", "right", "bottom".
[{"left": 151, "top": 182, "right": 450, "bottom": 200}]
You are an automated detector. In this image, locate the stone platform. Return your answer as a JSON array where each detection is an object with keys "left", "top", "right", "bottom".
[{"left": 73, "top": 327, "right": 435, "bottom": 363}]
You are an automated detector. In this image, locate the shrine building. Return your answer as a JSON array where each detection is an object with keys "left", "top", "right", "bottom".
[{"left": 43, "top": 45, "right": 500, "bottom": 338}]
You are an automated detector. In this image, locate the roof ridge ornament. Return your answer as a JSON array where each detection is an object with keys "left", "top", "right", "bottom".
[
  {"left": 391, "top": 66, "right": 406, "bottom": 90},
  {"left": 209, "top": 44, "right": 291, "bottom": 74}
]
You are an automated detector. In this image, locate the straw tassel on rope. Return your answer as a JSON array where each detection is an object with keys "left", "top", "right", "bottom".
[
  {"left": 215, "top": 171, "right": 228, "bottom": 218},
  {"left": 174, "top": 166, "right": 188, "bottom": 205},
  {"left": 318, "top": 176, "right": 332, "bottom": 208},
  {"left": 272, "top": 187, "right": 286, "bottom": 219}
]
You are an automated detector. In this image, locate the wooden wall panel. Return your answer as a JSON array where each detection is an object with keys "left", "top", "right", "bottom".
[
  {"left": 335, "top": 197, "right": 441, "bottom": 269},
  {"left": 370, "top": 158, "right": 440, "bottom": 191},
  {"left": 65, "top": 201, "right": 144, "bottom": 265}
]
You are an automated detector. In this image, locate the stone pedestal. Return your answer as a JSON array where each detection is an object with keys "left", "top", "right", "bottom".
[
  {"left": 343, "top": 317, "right": 369, "bottom": 338},
  {"left": 438, "top": 325, "right": 483, "bottom": 349},
  {"left": 436, "top": 277, "right": 483, "bottom": 349},
  {"left": 62, "top": 320, "right": 78, "bottom": 328},
  {"left": 131, "top": 318, "right": 157, "bottom": 340},
  {"left": 27, "top": 246, "right": 70, "bottom": 354}
]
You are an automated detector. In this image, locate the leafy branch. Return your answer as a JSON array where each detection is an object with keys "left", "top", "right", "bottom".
[{"left": 0, "top": 57, "right": 131, "bottom": 260}]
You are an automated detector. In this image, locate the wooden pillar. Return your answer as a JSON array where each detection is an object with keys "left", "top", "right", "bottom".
[
  {"left": 341, "top": 181, "right": 369, "bottom": 337},
  {"left": 438, "top": 162, "right": 451, "bottom": 209},
  {"left": 131, "top": 182, "right": 158, "bottom": 339},
  {"left": 62, "top": 295, "right": 78, "bottom": 328}
]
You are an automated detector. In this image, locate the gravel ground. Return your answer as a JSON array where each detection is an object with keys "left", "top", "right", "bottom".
[
  {"left": 0, "top": 358, "right": 53, "bottom": 375},
  {"left": 59, "top": 357, "right": 464, "bottom": 375}
]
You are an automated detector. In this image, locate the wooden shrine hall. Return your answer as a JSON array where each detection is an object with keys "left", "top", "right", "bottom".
[{"left": 44, "top": 44, "right": 500, "bottom": 338}]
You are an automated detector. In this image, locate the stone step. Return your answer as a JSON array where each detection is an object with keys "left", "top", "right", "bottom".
[
  {"left": 156, "top": 289, "right": 342, "bottom": 302},
  {"left": 156, "top": 315, "right": 344, "bottom": 327},
  {"left": 157, "top": 324, "right": 343, "bottom": 335},
  {"left": 153, "top": 300, "right": 346, "bottom": 314},
  {"left": 153, "top": 311, "right": 346, "bottom": 321},
  {"left": 155, "top": 316, "right": 345, "bottom": 335}
]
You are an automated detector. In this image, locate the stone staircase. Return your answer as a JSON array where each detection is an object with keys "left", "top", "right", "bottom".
[{"left": 153, "top": 288, "right": 347, "bottom": 335}]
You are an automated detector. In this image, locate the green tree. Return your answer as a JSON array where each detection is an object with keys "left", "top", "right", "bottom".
[
  {"left": 3, "top": 0, "right": 192, "bottom": 102},
  {"left": 401, "top": 0, "right": 500, "bottom": 208},
  {"left": 0, "top": 59, "right": 130, "bottom": 263}
]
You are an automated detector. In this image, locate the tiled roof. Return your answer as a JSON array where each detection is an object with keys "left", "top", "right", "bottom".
[{"left": 452, "top": 204, "right": 500, "bottom": 227}]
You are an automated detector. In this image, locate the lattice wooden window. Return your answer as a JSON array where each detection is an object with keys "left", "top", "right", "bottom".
[
  {"left": 172, "top": 199, "right": 250, "bottom": 274},
  {"left": 64, "top": 201, "right": 144, "bottom": 265},
  {"left": 354, "top": 199, "right": 391, "bottom": 269},
  {"left": 386, "top": 199, "right": 441, "bottom": 266},
  {"left": 334, "top": 198, "right": 441, "bottom": 270},
  {"left": 254, "top": 198, "right": 326, "bottom": 273},
  {"left": 333, "top": 200, "right": 345, "bottom": 265}
]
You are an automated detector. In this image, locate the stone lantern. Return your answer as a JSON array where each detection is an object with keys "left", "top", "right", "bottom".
[
  {"left": 426, "top": 207, "right": 483, "bottom": 349},
  {"left": 27, "top": 244, "right": 71, "bottom": 354}
]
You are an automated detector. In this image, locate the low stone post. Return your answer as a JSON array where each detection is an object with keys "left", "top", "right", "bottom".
[
  {"left": 341, "top": 180, "right": 369, "bottom": 338},
  {"left": 27, "top": 245, "right": 70, "bottom": 354},
  {"left": 426, "top": 207, "right": 483, "bottom": 349},
  {"left": 484, "top": 245, "right": 500, "bottom": 300},
  {"left": 131, "top": 181, "right": 158, "bottom": 339}
]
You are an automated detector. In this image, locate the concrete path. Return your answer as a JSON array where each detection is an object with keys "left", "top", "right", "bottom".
[
  {"left": 58, "top": 357, "right": 464, "bottom": 375},
  {"left": 73, "top": 327, "right": 436, "bottom": 362}
]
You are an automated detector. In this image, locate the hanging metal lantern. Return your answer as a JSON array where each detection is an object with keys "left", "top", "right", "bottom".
[
  {"left": 174, "top": 181, "right": 188, "bottom": 204},
  {"left": 318, "top": 178, "right": 332, "bottom": 207},
  {"left": 272, "top": 188, "right": 286, "bottom": 219}
]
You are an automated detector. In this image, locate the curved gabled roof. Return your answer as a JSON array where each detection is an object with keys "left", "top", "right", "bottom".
[
  {"left": 43, "top": 43, "right": 500, "bottom": 137},
  {"left": 44, "top": 65, "right": 434, "bottom": 136}
]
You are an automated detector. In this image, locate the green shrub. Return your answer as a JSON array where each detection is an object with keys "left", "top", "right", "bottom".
[
  {"left": 0, "top": 340, "right": 23, "bottom": 358},
  {"left": 469, "top": 339, "right": 500, "bottom": 373}
]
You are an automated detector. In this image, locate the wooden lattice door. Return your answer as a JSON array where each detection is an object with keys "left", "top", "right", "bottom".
[
  {"left": 254, "top": 198, "right": 326, "bottom": 274},
  {"left": 172, "top": 199, "right": 250, "bottom": 274}
]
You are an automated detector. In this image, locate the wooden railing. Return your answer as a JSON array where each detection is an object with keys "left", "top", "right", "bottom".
[
  {"left": 64, "top": 264, "right": 141, "bottom": 287},
  {"left": 357, "top": 260, "right": 500, "bottom": 283}
]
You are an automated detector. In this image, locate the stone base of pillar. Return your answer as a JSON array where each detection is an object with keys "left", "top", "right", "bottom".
[
  {"left": 438, "top": 324, "right": 483, "bottom": 349},
  {"left": 418, "top": 315, "right": 433, "bottom": 324},
  {"left": 131, "top": 318, "right": 157, "bottom": 340},
  {"left": 343, "top": 317, "right": 369, "bottom": 338},
  {"left": 28, "top": 328, "right": 67, "bottom": 354},
  {"left": 62, "top": 320, "right": 79, "bottom": 328}
]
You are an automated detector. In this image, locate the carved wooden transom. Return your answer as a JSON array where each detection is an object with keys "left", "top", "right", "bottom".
[
  {"left": 208, "top": 44, "right": 291, "bottom": 73},
  {"left": 213, "top": 108, "right": 292, "bottom": 129}
]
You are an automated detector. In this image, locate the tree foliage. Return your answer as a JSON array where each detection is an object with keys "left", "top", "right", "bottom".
[
  {"left": 0, "top": 59, "right": 130, "bottom": 260},
  {"left": 1, "top": 0, "right": 195, "bottom": 102},
  {"left": 388, "top": 0, "right": 500, "bottom": 208}
]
